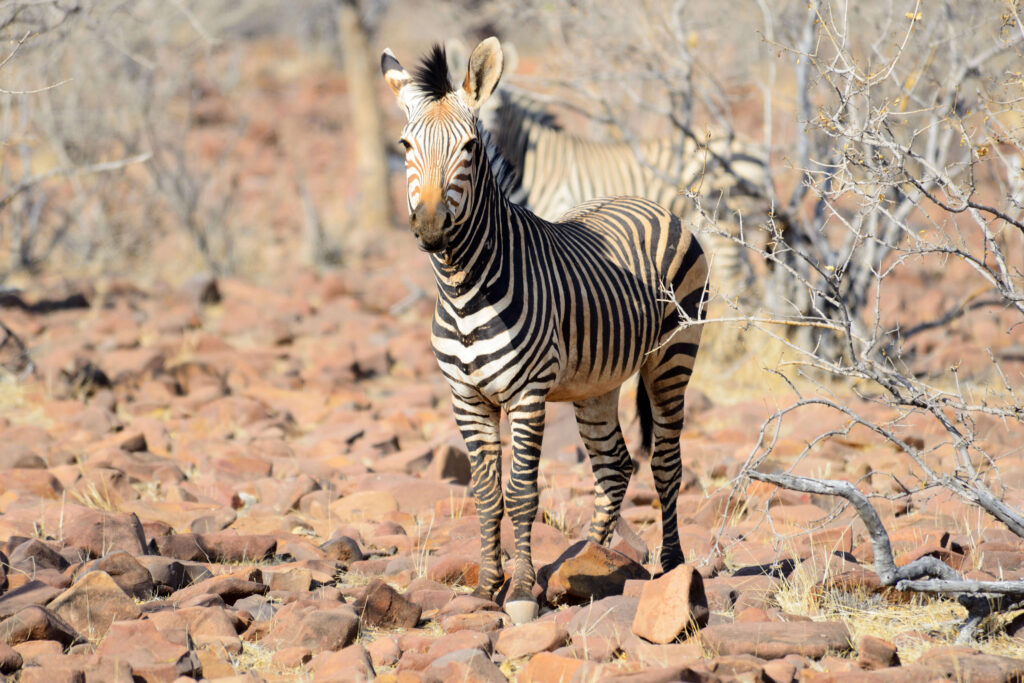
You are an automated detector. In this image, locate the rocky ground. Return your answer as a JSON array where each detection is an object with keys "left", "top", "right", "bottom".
[{"left": 1, "top": 233, "right": 1023, "bottom": 683}]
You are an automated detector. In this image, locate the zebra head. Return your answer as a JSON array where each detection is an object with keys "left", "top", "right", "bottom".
[{"left": 381, "top": 38, "right": 504, "bottom": 253}]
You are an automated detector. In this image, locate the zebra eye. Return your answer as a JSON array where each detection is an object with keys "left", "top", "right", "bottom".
[
  {"left": 461, "top": 139, "right": 478, "bottom": 155},
  {"left": 398, "top": 138, "right": 412, "bottom": 152}
]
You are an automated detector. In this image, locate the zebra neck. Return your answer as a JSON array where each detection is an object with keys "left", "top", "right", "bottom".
[{"left": 430, "top": 147, "right": 515, "bottom": 297}]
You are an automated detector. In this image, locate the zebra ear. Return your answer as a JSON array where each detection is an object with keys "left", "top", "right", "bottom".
[
  {"left": 460, "top": 36, "right": 503, "bottom": 111},
  {"left": 381, "top": 48, "right": 412, "bottom": 106}
]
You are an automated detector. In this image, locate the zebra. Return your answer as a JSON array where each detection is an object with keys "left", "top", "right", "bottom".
[
  {"left": 478, "top": 85, "right": 769, "bottom": 300},
  {"left": 380, "top": 38, "right": 707, "bottom": 623}
]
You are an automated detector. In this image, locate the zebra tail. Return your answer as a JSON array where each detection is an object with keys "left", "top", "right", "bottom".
[{"left": 637, "top": 377, "right": 653, "bottom": 457}]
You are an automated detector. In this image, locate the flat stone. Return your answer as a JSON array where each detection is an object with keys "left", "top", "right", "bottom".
[
  {"left": 699, "top": 621, "right": 852, "bottom": 660},
  {"left": 518, "top": 651, "right": 586, "bottom": 682},
  {"left": 495, "top": 620, "right": 569, "bottom": 660}
]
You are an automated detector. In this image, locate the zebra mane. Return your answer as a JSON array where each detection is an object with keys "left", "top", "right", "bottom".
[
  {"left": 477, "top": 121, "right": 524, "bottom": 202},
  {"left": 495, "top": 87, "right": 562, "bottom": 131},
  {"left": 413, "top": 44, "right": 454, "bottom": 102}
]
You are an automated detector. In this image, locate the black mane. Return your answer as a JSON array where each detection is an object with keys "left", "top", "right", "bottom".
[{"left": 413, "top": 44, "right": 453, "bottom": 102}]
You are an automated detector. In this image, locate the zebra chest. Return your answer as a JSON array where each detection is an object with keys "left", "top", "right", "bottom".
[{"left": 430, "top": 303, "right": 557, "bottom": 397}]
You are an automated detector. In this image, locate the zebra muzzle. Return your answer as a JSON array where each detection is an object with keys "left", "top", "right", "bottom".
[{"left": 411, "top": 204, "right": 452, "bottom": 253}]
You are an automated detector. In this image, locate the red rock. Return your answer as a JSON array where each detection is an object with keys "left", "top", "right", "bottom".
[
  {"left": 518, "top": 651, "right": 585, "bottom": 683},
  {"left": 437, "top": 595, "right": 501, "bottom": 616},
  {"left": 631, "top": 564, "right": 709, "bottom": 644},
  {"left": 12, "top": 638, "right": 63, "bottom": 666},
  {"left": 712, "top": 654, "right": 768, "bottom": 680},
  {"left": 329, "top": 490, "right": 399, "bottom": 522},
  {"left": 911, "top": 645, "right": 1024, "bottom": 681},
  {"left": 95, "top": 619, "right": 201, "bottom": 681},
  {"left": 565, "top": 596, "right": 639, "bottom": 649},
  {"left": 0, "top": 641, "right": 22, "bottom": 674},
  {"left": 0, "top": 469, "right": 63, "bottom": 499},
  {"left": 622, "top": 639, "right": 702, "bottom": 668},
  {"left": 763, "top": 658, "right": 798, "bottom": 683},
  {"left": 176, "top": 606, "right": 243, "bottom": 654},
  {"left": 155, "top": 533, "right": 211, "bottom": 562},
  {"left": 59, "top": 509, "right": 147, "bottom": 558},
  {"left": 736, "top": 607, "right": 770, "bottom": 623},
  {"left": 272, "top": 645, "right": 312, "bottom": 668},
  {"left": 320, "top": 536, "right": 364, "bottom": 564},
  {"left": 9, "top": 539, "right": 69, "bottom": 573},
  {"left": 0, "top": 581, "right": 63, "bottom": 619},
  {"left": 426, "top": 554, "right": 479, "bottom": 587},
  {"left": 188, "top": 509, "right": 237, "bottom": 534},
  {"left": 539, "top": 540, "right": 649, "bottom": 605},
  {"left": 423, "top": 647, "right": 505, "bottom": 683},
  {"left": 19, "top": 667, "right": 85, "bottom": 683},
  {"left": 269, "top": 606, "right": 359, "bottom": 653},
  {"left": 439, "top": 611, "right": 508, "bottom": 634},
  {"left": 495, "top": 620, "right": 569, "bottom": 660},
  {"left": 310, "top": 643, "right": 375, "bottom": 681},
  {"left": 858, "top": 634, "right": 900, "bottom": 670},
  {"left": 199, "top": 531, "right": 277, "bottom": 562},
  {"left": 568, "top": 633, "right": 621, "bottom": 661},
  {"left": 699, "top": 621, "right": 852, "bottom": 660},
  {"left": 0, "top": 606, "right": 84, "bottom": 647},
  {"left": 367, "top": 636, "right": 401, "bottom": 668},
  {"left": 78, "top": 551, "right": 154, "bottom": 599},
  {"left": 425, "top": 630, "right": 491, "bottom": 660},
  {"left": 47, "top": 571, "right": 141, "bottom": 639},
  {"left": 169, "top": 573, "right": 268, "bottom": 606},
  {"left": 266, "top": 567, "right": 313, "bottom": 593},
  {"left": 355, "top": 579, "right": 422, "bottom": 630}
]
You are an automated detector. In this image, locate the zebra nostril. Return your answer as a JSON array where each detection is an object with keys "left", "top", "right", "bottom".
[{"left": 442, "top": 213, "right": 453, "bottom": 229}]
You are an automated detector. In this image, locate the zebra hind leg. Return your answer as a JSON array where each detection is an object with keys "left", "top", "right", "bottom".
[
  {"left": 573, "top": 389, "right": 634, "bottom": 547},
  {"left": 640, "top": 355, "right": 695, "bottom": 573}
]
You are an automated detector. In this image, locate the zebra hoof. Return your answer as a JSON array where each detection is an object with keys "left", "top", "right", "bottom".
[{"left": 505, "top": 599, "right": 539, "bottom": 625}]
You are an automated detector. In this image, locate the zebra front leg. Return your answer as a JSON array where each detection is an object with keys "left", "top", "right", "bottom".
[
  {"left": 451, "top": 393, "right": 505, "bottom": 600},
  {"left": 503, "top": 396, "right": 546, "bottom": 623},
  {"left": 574, "top": 390, "right": 633, "bottom": 546}
]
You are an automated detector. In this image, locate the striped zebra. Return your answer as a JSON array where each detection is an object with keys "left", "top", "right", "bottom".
[
  {"left": 479, "top": 85, "right": 769, "bottom": 299},
  {"left": 381, "top": 38, "right": 707, "bottom": 622}
]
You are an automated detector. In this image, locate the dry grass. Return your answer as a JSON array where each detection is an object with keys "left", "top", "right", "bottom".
[
  {"left": 774, "top": 562, "right": 1024, "bottom": 664},
  {"left": 229, "top": 641, "right": 311, "bottom": 682}
]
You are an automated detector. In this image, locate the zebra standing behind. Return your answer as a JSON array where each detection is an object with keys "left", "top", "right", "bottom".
[
  {"left": 380, "top": 38, "right": 707, "bottom": 623},
  {"left": 479, "top": 85, "right": 769, "bottom": 300}
]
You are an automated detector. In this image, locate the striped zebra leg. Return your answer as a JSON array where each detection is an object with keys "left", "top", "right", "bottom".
[
  {"left": 451, "top": 393, "right": 505, "bottom": 599},
  {"left": 573, "top": 390, "right": 634, "bottom": 546},
  {"left": 503, "top": 396, "right": 546, "bottom": 609},
  {"left": 642, "top": 347, "right": 699, "bottom": 572}
]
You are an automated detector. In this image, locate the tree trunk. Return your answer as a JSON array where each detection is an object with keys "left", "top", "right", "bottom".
[{"left": 337, "top": 0, "right": 393, "bottom": 248}]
